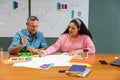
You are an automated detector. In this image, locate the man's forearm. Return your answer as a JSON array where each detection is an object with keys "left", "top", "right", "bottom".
[{"left": 10, "top": 44, "right": 24, "bottom": 55}]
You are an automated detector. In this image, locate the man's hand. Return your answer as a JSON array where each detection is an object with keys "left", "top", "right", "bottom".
[
  {"left": 26, "top": 46, "right": 37, "bottom": 54},
  {"left": 21, "top": 37, "right": 29, "bottom": 46}
]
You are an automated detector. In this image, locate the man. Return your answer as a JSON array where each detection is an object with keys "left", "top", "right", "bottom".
[{"left": 8, "top": 16, "right": 47, "bottom": 55}]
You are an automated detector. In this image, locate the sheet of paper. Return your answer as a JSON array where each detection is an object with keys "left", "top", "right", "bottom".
[{"left": 13, "top": 53, "right": 73, "bottom": 69}]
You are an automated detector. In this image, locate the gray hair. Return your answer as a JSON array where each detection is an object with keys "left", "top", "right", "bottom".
[{"left": 27, "top": 16, "right": 39, "bottom": 23}]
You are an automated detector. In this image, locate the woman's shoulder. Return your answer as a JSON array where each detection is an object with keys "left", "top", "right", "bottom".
[
  {"left": 79, "top": 34, "right": 90, "bottom": 39},
  {"left": 60, "top": 33, "right": 69, "bottom": 38}
]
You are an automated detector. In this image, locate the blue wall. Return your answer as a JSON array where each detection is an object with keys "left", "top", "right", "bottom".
[{"left": 89, "top": 0, "right": 120, "bottom": 53}]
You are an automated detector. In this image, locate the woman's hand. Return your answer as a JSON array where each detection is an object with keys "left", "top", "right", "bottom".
[
  {"left": 69, "top": 50, "right": 78, "bottom": 56},
  {"left": 38, "top": 50, "right": 48, "bottom": 57}
]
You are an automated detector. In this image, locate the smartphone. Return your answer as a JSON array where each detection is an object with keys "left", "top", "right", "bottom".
[{"left": 99, "top": 60, "right": 108, "bottom": 65}]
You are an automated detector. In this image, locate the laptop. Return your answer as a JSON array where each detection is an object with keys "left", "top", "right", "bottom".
[{"left": 110, "top": 59, "right": 120, "bottom": 66}]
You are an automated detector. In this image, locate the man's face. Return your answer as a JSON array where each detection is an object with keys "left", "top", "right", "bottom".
[{"left": 26, "top": 20, "right": 39, "bottom": 36}]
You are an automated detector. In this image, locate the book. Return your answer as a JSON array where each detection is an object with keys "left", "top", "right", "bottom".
[
  {"left": 66, "top": 65, "right": 92, "bottom": 77},
  {"left": 66, "top": 65, "right": 87, "bottom": 74},
  {"left": 39, "top": 63, "right": 54, "bottom": 70},
  {"left": 66, "top": 68, "right": 92, "bottom": 77}
]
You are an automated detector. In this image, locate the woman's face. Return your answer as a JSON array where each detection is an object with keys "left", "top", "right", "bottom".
[{"left": 68, "top": 22, "right": 80, "bottom": 36}]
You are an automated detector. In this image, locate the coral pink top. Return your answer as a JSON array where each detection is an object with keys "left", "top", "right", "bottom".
[{"left": 46, "top": 33, "right": 95, "bottom": 54}]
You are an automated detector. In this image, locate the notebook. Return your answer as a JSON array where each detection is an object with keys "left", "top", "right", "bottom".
[
  {"left": 66, "top": 65, "right": 87, "bottom": 74},
  {"left": 66, "top": 65, "right": 92, "bottom": 77},
  {"left": 39, "top": 63, "right": 54, "bottom": 70}
]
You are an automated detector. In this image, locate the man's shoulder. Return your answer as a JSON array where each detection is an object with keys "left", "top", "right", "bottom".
[
  {"left": 35, "top": 31, "right": 44, "bottom": 38},
  {"left": 17, "top": 29, "right": 26, "bottom": 34},
  {"left": 36, "top": 31, "right": 43, "bottom": 35},
  {"left": 15, "top": 29, "right": 27, "bottom": 37}
]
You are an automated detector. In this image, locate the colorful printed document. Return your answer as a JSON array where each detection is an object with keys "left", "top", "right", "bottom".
[{"left": 8, "top": 57, "right": 32, "bottom": 62}]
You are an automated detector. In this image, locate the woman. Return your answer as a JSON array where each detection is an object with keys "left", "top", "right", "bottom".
[{"left": 40, "top": 18, "right": 95, "bottom": 56}]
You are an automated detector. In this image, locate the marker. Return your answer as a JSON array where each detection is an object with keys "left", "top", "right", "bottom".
[
  {"left": 57, "top": 2, "right": 61, "bottom": 10},
  {"left": 65, "top": 4, "right": 67, "bottom": 9},
  {"left": 13, "top": 1, "right": 18, "bottom": 10},
  {"left": 71, "top": 10, "right": 74, "bottom": 18}
]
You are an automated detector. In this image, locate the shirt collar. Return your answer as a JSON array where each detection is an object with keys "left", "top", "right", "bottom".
[{"left": 25, "top": 29, "right": 37, "bottom": 38}]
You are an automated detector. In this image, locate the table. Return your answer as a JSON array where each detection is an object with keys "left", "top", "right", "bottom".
[{"left": 0, "top": 52, "right": 120, "bottom": 80}]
